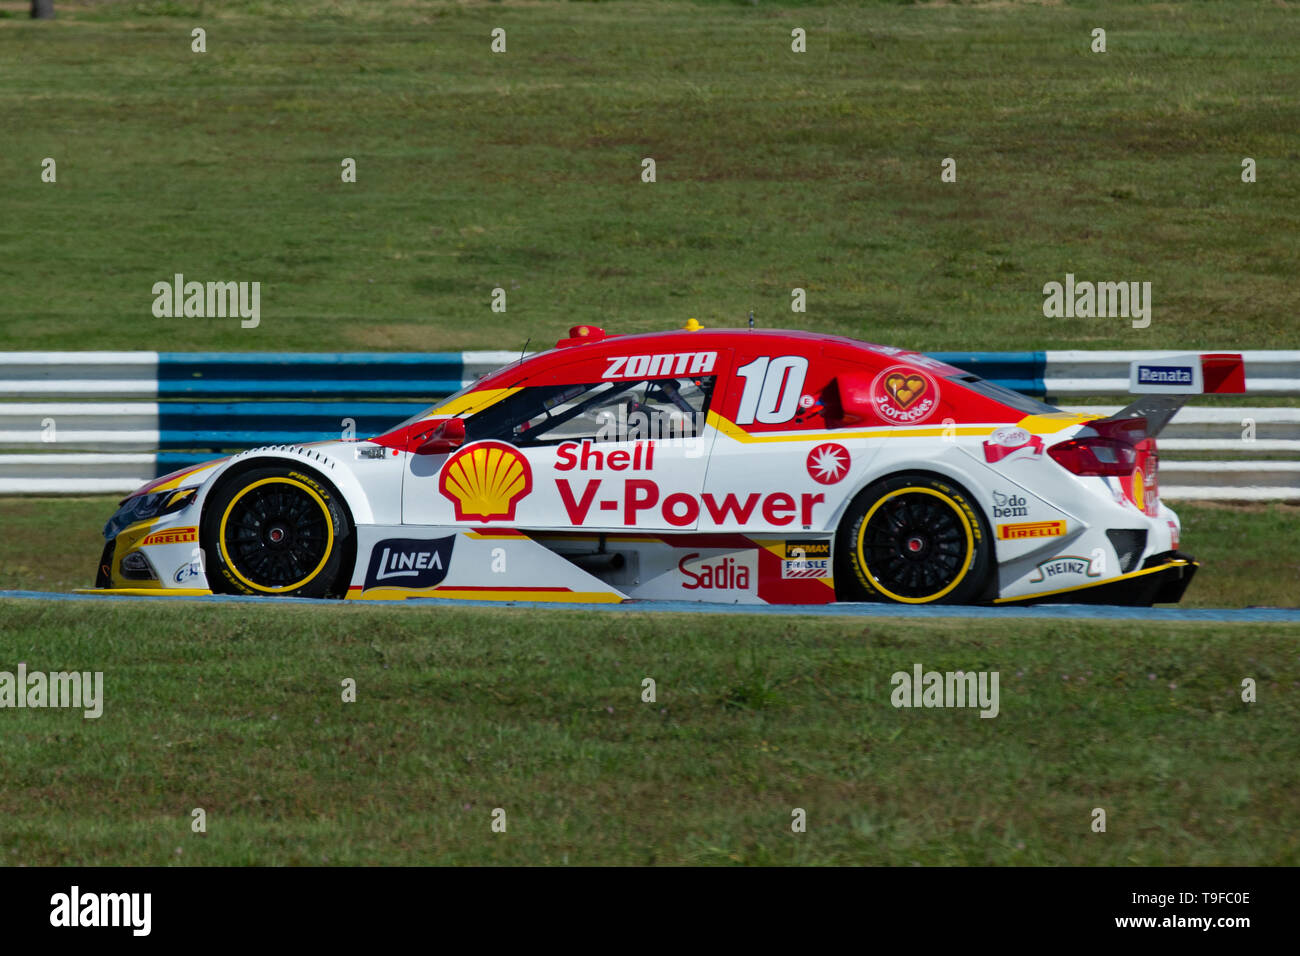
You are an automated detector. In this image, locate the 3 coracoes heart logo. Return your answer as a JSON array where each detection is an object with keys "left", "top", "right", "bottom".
[
  {"left": 871, "top": 365, "right": 939, "bottom": 424},
  {"left": 439, "top": 441, "right": 533, "bottom": 521}
]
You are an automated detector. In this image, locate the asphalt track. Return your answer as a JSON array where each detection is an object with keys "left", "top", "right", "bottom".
[{"left": 2, "top": 590, "right": 1299, "bottom": 623}]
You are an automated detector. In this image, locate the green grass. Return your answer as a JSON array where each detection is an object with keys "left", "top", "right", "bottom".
[
  {"left": 1, "top": 599, "right": 1296, "bottom": 865},
  {"left": 4, "top": 495, "right": 1297, "bottom": 606},
  {"left": 1, "top": 1, "right": 1297, "bottom": 353}
]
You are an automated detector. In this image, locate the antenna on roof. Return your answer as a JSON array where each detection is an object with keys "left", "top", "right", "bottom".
[
  {"left": 748, "top": 310, "right": 755, "bottom": 330},
  {"left": 519, "top": 337, "right": 530, "bottom": 365}
]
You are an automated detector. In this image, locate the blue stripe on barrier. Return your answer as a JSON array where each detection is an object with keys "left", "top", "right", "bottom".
[
  {"left": 928, "top": 352, "right": 1047, "bottom": 397},
  {"left": 157, "top": 401, "right": 426, "bottom": 450},
  {"left": 157, "top": 353, "right": 467, "bottom": 399},
  {"left": 156, "top": 452, "right": 227, "bottom": 477}
]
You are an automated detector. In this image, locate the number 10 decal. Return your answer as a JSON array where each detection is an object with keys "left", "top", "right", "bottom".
[{"left": 734, "top": 355, "right": 810, "bottom": 425}]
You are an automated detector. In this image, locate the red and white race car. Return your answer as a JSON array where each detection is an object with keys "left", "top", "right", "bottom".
[{"left": 91, "top": 326, "right": 1246, "bottom": 606}]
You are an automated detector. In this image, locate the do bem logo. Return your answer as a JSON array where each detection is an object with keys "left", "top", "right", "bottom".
[{"left": 991, "top": 490, "right": 1028, "bottom": 518}]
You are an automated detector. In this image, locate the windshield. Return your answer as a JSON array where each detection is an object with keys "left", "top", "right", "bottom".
[{"left": 383, "top": 380, "right": 490, "bottom": 433}]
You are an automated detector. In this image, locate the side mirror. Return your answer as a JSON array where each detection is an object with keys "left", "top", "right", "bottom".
[
  {"left": 825, "top": 374, "right": 874, "bottom": 427},
  {"left": 414, "top": 417, "right": 466, "bottom": 455}
]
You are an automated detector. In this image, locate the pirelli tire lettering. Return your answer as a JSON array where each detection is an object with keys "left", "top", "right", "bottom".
[
  {"left": 201, "top": 466, "right": 353, "bottom": 598},
  {"left": 835, "top": 473, "right": 993, "bottom": 605}
]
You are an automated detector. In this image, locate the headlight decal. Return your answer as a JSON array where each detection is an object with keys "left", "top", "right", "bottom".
[{"left": 103, "top": 487, "right": 198, "bottom": 540}]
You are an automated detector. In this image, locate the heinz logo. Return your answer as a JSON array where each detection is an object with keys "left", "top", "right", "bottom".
[
  {"left": 1137, "top": 365, "right": 1193, "bottom": 385},
  {"left": 679, "top": 552, "right": 753, "bottom": 591},
  {"left": 603, "top": 352, "right": 716, "bottom": 379},
  {"left": 364, "top": 536, "right": 455, "bottom": 590},
  {"left": 997, "top": 520, "right": 1066, "bottom": 540}
]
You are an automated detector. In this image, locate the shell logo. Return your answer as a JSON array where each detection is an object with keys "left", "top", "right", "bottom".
[
  {"left": 439, "top": 441, "right": 533, "bottom": 522},
  {"left": 1131, "top": 466, "right": 1145, "bottom": 513}
]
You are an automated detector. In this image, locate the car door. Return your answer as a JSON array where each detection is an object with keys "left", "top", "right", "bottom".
[
  {"left": 402, "top": 351, "right": 727, "bottom": 531},
  {"left": 698, "top": 342, "right": 865, "bottom": 535}
]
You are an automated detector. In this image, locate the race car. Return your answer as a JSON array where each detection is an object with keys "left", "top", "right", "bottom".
[{"left": 88, "top": 325, "right": 1246, "bottom": 606}]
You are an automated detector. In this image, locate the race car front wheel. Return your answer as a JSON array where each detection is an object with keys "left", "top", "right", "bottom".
[
  {"left": 201, "top": 466, "right": 351, "bottom": 598},
  {"left": 835, "top": 473, "right": 992, "bottom": 605}
]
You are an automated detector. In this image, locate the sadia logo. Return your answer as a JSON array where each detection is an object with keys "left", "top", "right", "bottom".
[
  {"left": 991, "top": 490, "right": 1028, "bottom": 518},
  {"left": 364, "top": 536, "right": 455, "bottom": 590},
  {"left": 678, "top": 552, "right": 755, "bottom": 591},
  {"left": 439, "top": 441, "right": 533, "bottom": 521}
]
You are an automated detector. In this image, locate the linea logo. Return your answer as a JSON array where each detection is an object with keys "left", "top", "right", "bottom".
[
  {"left": 364, "top": 536, "right": 455, "bottom": 590},
  {"left": 439, "top": 441, "right": 533, "bottom": 522}
]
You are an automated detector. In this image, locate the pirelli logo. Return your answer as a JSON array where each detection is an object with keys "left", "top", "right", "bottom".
[
  {"left": 997, "top": 520, "right": 1066, "bottom": 541},
  {"left": 140, "top": 526, "right": 198, "bottom": 546}
]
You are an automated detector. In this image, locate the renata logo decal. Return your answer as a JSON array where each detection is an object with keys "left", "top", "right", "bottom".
[
  {"left": 603, "top": 352, "right": 716, "bottom": 379},
  {"left": 780, "top": 540, "right": 830, "bottom": 579},
  {"left": 364, "top": 536, "right": 455, "bottom": 590},
  {"left": 679, "top": 552, "right": 755, "bottom": 591},
  {"left": 805, "top": 443, "right": 850, "bottom": 484},
  {"left": 871, "top": 365, "right": 939, "bottom": 425},
  {"left": 1029, "top": 555, "right": 1101, "bottom": 583},
  {"left": 983, "top": 428, "right": 1044, "bottom": 463},
  {"left": 997, "top": 520, "right": 1066, "bottom": 540},
  {"left": 439, "top": 441, "right": 533, "bottom": 522},
  {"left": 555, "top": 440, "right": 656, "bottom": 471},
  {"left": 140, "top": 526, "right": 197, "bottom": 546},
  {"left": 1137, "top": 365, "right": 1194, "bottom": 386},
  {"left": 554, "top": 478, "right": 825, "bottom": 528}
]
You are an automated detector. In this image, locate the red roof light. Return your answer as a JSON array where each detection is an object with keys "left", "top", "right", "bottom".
[{"left": 556, "top": 325, "right": 607, "bottom": 348}]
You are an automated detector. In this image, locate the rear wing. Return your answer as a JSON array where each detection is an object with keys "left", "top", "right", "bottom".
[{"left": 1095, "top": 353, "right": 1246, "bottom": 437}]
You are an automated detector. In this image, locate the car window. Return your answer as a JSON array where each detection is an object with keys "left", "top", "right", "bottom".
[
  {"left": 468, "top": 376, "right": 716, "bottom": 446},
  {"left": 949, "top": 374, "right": 1060, "bottom": 415}
]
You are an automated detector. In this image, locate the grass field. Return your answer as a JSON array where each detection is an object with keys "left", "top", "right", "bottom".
[
  {"left": 1, "top": 599, "right": 1296, "bottom": 865},
  {"left": 1, "top": 0, "right": 1297, "bottom": 354}
]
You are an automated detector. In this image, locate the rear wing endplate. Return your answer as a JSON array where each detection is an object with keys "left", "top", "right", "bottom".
[{"left": 1095, "top": 353, "right": 1247, "bottom": 437}]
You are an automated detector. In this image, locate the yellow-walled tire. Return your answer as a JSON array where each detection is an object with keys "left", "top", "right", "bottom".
[
  {"left": 201, "top": 466, "right": 351, "bottom": 598},
  {"left": 835, "top": 473, "right": 992, "bottom": 605}
]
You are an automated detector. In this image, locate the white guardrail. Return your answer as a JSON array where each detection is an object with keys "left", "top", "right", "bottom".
[{"left": 0, "top": 351, "right": 1297, "bottom": 499}]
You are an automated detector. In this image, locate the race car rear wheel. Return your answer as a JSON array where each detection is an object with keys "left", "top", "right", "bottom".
[
  {"left": 835, "top": 473, "right": 992, "bottom": 604},
  {"left": 202, "top": 466, "right": 351, "bottom": 598}
]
